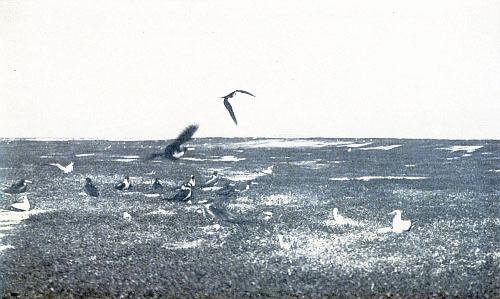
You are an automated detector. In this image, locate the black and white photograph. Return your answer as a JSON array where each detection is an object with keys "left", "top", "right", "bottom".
[{"left": 1, "top": 0, "right": 499, "bottom": 297}]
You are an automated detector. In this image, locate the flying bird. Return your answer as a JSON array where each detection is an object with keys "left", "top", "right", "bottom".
[
  {"left": 220, "top": 90, "right": 255, "bottom": 125},
  {"left": 84, "top": 178, "right": 99, "bottom": 197},
  {"left": 146, "top": 125, "right": 199, "bottom": 161},
  {"left": 47, "top": 162, "right": 74, "bottom": 173},
  {"left": 3, "top": 179, "right": 32, "bottom": 194}
]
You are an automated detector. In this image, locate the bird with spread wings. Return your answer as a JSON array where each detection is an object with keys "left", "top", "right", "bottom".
[{"left": 146, "top": 124, "right": 199, "bottom": 161}]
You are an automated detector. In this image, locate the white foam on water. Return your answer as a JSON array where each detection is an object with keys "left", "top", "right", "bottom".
[
  {"left": 264, "top": 194, "right": 294, "bottom": 206},
  {"left": 489, "top": 169, "right": 500, "bottom": 173},
  {"left": 182, "top": 157, "right": 209, "bottom": 161},
  {"left": 462, "top": 154, "right": 472, "bottom": 157},
  {"left": 329, "top": 177, "right": 350, "bottom": 181},
  {"left": 227, "top": 202, "right": 254, "bottom": 212},
  {"left": 202, "top": 186, "right": 224, "bottom": 191},
  {"left": 214, "top": 155, "right": 246, "bottom": 162},
  {"left": 446, "top": 157, "right": 460, "bottom": 160},
  {"left": 112, "top": 158, "right": 137, "bottom": 162},
  {"left": 0, "top": 244, "right": 14, "bottom": 251},
  {"left": 118, "top": 155, "right": 140, "bottom": 159},
  {"left": 360, "top": 145, "right": 402, "bottom": 151},
  {"left": 163, "top": 239, "right": 203, "bottom": 249},
  {"left": 337, "top": 142, "right": 373, "bottom": 148},
  {"left": 0, "top": 226, "right": 15, "bottom": 231},
  {"left": 405, "top": 164, "right": 416, "bottom": 167},
  {"left": 147, "top": 209, "right": 174, "bottom": 216},
  {"left": 233, "top": 139, "right": 351, "bottom": 148},
  {"left": 329, "top": 176, "right": 427, "bottom": 181},
  {"left": 75, "top": 153, "right": 95, "bottom": 157},
  {"left": 144, "top": 194, "right": 160, "bottom": 198},
  {"left": 437, "top": 145, "right": 483, "bottom": 153},
  {"left": 481, "top": 152, "right": 493, "bottom": 155}
]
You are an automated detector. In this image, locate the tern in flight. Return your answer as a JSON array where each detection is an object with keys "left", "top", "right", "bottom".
[
  {"left": 220, "top": 90, "right": 255, "bottom": 125},
  {"left": 146, "top": 125, "right": 198, "bottom": 161}
]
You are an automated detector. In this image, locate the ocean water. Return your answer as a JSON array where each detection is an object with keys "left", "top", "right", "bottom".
[{"left": 0, "top": 138, "right": 498, "bottom": 296}]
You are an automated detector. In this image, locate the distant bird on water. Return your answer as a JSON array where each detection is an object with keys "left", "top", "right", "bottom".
[
  {"left": 115, "top": 176, "right": 132, "bottom": 191},
  {"left": 220, "top": 90, "right": 255, "bottom": 125},
  {"left": 3, "top": 179, "right": 32, "bottom": 194},
  {"left": 152, "top": 178, "right": 163, "bottom": 191},
  {"left": 146, "top": 125, "right": 199, "bottom": 161},
  {"left": 47, "top": 162, "right": 74, "bottom": 174},
  {"left": 84, "top": 178, "right": 99, "bottom": 197}
]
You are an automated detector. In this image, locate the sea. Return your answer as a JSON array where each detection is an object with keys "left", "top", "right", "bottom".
[{"left": 0, "top": 138, "right": 498, "bottom": 297}]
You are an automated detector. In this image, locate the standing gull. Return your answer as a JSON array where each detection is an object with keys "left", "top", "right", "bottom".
[
  {"left": 146, "top": 125, "right": 198, "bottom": 161},
  {"left": 377, "top": 209, "right": 412, "bottom": 233},
  {"left": 220, "top": 90, "right": 255, "bottom": 125}
]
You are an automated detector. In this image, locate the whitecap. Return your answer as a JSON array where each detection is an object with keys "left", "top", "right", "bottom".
[
  {"left": 360, "top": 145, "right": 402, "bottom": 151},
  {"left": 264, "top": 194, "right": 293, "bottom": 205},
  {"left": 329, "top": 176, "right": 427, "bottom": 181},
  {"left": 405, "top": 164, "right": 416, "bottom": 167},
  {"left": 489, "top": 170, "right": 500, "bottom": 173},
  {"left": 233, "top": 139, "right": 351, "bottom": 148},
  {"left": 337, "top": 142, "right": 373, "bottom": 148},
  {"left": 144, "top": 194, "right": 160, "bottom": 198},
  {"left": 437, "top": 145, "right": 483, "bottom": 153},
  {"left": 0, "top": 244, "right": 14, "bottom": 251},
  {"left": 112, "top": 158, "right": 137, "bottom": 162},
  {"left": 215, "top": 155, "right": 246, "bottom": 162},
  {"left": 182, "top": 157, "right": 209, "bottom": 161},
  {"left": 75, "top": 153, "right": 95, "bottom": 157},
  {"left": 147, "top": 209, "right": 174, "bottom": 216},
  {"left": 163, "top": 239, "right": 203, "bottom": 249}
]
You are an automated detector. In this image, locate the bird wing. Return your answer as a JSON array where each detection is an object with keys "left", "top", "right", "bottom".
[
  {"left": 163, "top": 124, "right": 198, "bottom": 158},
  {"left": 222, "top": 91, "right": 236, "bottom": 99},
  {"left": 174, "top": 124, "right": 199, "bottom": 145},
  {"left": 224, "top": 98, "right": 238, "bottom": 125},
  {"left": 235, "top": 90, "right": 255, "bottom": 97}
]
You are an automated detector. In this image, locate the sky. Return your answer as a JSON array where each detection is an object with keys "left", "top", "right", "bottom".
[{"left": 1, "top": 0, "right": 499, "bottom": 140}]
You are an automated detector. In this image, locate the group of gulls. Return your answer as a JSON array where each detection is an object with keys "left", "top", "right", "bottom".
[{"left": 2, "top": 89, "right": 413, "bottom": 234}]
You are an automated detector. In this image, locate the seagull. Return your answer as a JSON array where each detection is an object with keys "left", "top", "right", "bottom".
[
  {"left": 123, "top": 212, "right": 132, "bottom": 221},
  {"left": 115, "top": 176, "right": 132, "bottom": 191},
  {"left": 165, "top": 184, "right": 192, "bottom": 201},
  {"left": 220, "top": 90, "right": 255, "bottom": 125},
  {"left": 389, "top": 209, "right": 412, "bottom": 232},
  {"left": 84, "top": 178, "right": 99, "bottom": 197},
  {"left": 146, "top": 125, "right": 199, "bottom": 161},
  {"left": 201, "top": 171, "right": 219, "bottom": 188},
  {"left": 377, "top": 209, "right": 412, "bottom": 233},
  {"left": 47, "top": 162, "right": 73, "bottom": 173},
  {"left": 152, "top": 178, "right": 163, "bottom": 191},
  {"left": 331, "top": 208, "right": 358, "bottom": 226},
  {"left": 277, "top": 234, "right": 291, "bottom": 250},
  {"left": 3, "top": 179, "right": 32, "bottom": 194},
  {"left": 11, "top": 195, "right": 30, "bottom": 211}
]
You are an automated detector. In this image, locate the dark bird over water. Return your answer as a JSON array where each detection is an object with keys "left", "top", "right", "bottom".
[
  {"left": 84, "top": 178, "right": 99, "bottom": 197},
  {"left": 146, "top": 125, "right": 199, "bottom": 161},
  {"left": 220, "top": 90, "right": 255, "bottom": 125},
  {"left": 3, "top": 179, "right": 32, "bottom": 194}
]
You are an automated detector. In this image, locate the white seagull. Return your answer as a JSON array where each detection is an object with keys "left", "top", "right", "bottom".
[
  {"left": 332, "top": 208, "right": 358, "bottom": 226},
  {"left": 11, "top": 195, "right": 30, "bottom": 211},
  {"left": 48, "top": 162, "right": 74, "bottom": 173},
  {"left": 277, "top": 234, "right": 291, "bottom": 250},
  {"left": 377, "top": 209, "right": 412, "bottom": 233}
]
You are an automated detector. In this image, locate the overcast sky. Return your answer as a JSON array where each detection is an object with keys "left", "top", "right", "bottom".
[{"left": 1, "top": 0, "right": 499, "bottom": 140}]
